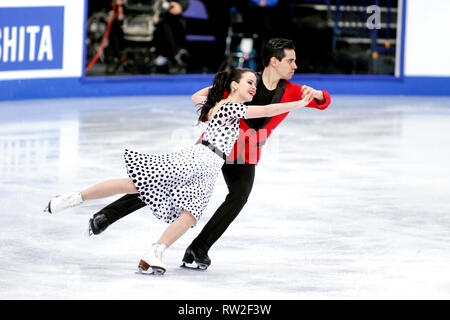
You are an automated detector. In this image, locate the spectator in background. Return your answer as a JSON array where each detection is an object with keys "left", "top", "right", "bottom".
[
  {"left": 199, "top": 0, "right": 245, "bottom": 72},
  {"left": 153, "top": 0, "right": 191, "bottom": 73},
  {"left": 88, "top": 0, "right": 113, "bottom": 16},
  {"left": 245, "top": 0, "right": 282, "bottom": 67},
  {"left": 199, "top": 0, "right": 287, "bottom": 72}
]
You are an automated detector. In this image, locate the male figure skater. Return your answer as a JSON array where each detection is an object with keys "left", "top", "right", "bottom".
[{"left": 88, "top": 38, "right": 331, "bottom": 269}]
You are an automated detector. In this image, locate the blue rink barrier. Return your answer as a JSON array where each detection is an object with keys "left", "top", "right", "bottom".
[{"left": 0, "top": 74, "right": 450, "bottom": 101}]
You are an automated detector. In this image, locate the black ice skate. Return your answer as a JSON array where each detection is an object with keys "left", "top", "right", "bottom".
[
  {"left": 180, "top": 246, "right": 211, "bottom": 270},
  {"left": 88, "top": 213, "right": 110, "bottom": 236}
]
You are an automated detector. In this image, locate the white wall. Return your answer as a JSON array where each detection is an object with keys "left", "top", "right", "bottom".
[{"left": 404, "top": 0, "right": 450, "bottom": 77}]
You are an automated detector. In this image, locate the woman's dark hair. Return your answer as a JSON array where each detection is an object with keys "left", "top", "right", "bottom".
[
  {"left": 197, "top": 68, "right": 253, "bottom": 122},
  {"left": 262, "top": 38, "right": 295, "bottom": 67}
]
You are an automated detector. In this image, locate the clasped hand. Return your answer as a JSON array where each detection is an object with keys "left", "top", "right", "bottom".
[{"left": 301, "top": 85, "right": 324, "bottom": 104}]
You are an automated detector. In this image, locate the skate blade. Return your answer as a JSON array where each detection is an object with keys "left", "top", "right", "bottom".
[
  {"left": 44, "top": 195, "right": 62, "bottom": 214},
  {"left": 136, "top": 266, "right": 166, "bottom": 276},
  {"left": 87, "top": 219, "right": 94, "bottom": 237},
  {"left": 86, "top": 224, "right": 93, "bottom": 238},
  {"left": 43, "top": 202, "right": 52, "bottom": 214},
  {"left": 180, "top": 262, "right": 208, "bottom": 271}
]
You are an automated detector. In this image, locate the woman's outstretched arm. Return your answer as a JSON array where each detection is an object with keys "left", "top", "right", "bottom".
[{"left": 245, "top": 96, "right": 313, "bottom": 119}]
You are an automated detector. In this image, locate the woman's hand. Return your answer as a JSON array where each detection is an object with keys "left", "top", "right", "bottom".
[
  {"left": 301, "top": 91, "right": 314, "bottom": 106},
  {"left": 301, "top": 85, "right": 324, "bottom": 103}
]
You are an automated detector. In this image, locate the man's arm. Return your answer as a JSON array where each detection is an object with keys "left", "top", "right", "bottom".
[
  {"left": 191, "top": 86, "right": 230, "bottom": 107},
  {"left": 191, "top": 86, "right": 211, "bottom": 106}
]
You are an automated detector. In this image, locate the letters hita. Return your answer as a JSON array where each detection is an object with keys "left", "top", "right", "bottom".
[{"left": 0, "top": 25, "right": 54, "bottom": 63}]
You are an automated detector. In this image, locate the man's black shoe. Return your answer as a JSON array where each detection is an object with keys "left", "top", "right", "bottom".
[
  {"left": 88, "top": 213, "right": 110, "bottom": 236},
  {"left": 181, "top": 246, "right": 211, "bottom": 270}
]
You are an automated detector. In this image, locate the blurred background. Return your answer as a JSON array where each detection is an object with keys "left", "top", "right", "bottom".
[
  {"left": 85, "top": 0, "right": 399, "bottom": 76},
  {"left": 1, "top": 0, "right": 449, "bottom": 99}
]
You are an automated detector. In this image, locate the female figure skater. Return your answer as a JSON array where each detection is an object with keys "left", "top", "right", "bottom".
[{"left": 44, "top": 68, "right": 313, "bottom": 274}]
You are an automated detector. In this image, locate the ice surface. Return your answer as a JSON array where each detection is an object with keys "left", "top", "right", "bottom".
[{"left": 1, "top": 95, "right": 450, "bottom": 299}]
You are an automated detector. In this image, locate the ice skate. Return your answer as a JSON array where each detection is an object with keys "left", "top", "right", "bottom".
[
  {"left": 88, "top": 213, "right": 110, "bottom": 236},
  {"left": 44, "top": 192, "right": 83, "bottom": 214},
  {"left": 136, "top": 243, "right": 167, "bottom": 275},
  {"left": 180, "top": 246, "right": 210, "bottom": 270}
]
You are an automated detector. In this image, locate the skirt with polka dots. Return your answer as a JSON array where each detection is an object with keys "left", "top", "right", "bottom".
[{"left": 124, "top": 144, "right": 224, "bottom": 225}]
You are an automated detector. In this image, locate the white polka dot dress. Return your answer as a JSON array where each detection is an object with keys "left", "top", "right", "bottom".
[{"left": 124, "top": 102, "right": 248, "bottom": 225}]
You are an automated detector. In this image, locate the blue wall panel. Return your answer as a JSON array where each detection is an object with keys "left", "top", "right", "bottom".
[{"left": 1, "top": 74, "right": 449, "bottom": 102}]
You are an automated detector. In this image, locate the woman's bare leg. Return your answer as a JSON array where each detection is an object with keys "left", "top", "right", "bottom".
[
  {"left": 157, "top": 211, "right": 196, "bottom": 248},
  {"left": 81, "top": 178, "right": 137, "bottom": 201},
  {"left": 138, "top": 211, "right": 196, "bottom": 273},
  {"left": 45, "top": 178, "right": 138, "bottom": 214}
]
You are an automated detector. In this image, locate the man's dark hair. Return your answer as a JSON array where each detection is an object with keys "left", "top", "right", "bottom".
[{"left": 262, "top": 38, "right": 296, "bottom": 67}]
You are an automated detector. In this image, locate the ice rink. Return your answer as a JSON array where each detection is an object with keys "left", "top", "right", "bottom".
[{"left": 1, "top": 94, "right": 450, "bottom": 299}]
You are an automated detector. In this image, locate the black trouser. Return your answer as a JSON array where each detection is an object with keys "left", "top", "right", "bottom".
[
  {"left": 191, "top": 163, "right": 255, "bottom": 252},
  {"left": 95, "top": 163, "right": 255, "bottom": 252}
]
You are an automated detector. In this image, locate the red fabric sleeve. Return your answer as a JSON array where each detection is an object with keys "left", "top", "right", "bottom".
[{"left": 304, "top": 90, "right": 331, "bottom": 110}]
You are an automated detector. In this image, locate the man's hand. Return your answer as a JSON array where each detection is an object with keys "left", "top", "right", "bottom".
[
  {"left": 169, "top": 1, "right": 183, "bottom": 15},
  {"left": 301, "top": 85, "right": 324, "bottom": 103}
]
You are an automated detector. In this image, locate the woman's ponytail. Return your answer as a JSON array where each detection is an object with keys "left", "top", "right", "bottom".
[
  {"left": 197, "top": 71, "right": 230, "bottom": 122},
  {"left": 197, "top": 68, "right": 254, "bottom": 123}
]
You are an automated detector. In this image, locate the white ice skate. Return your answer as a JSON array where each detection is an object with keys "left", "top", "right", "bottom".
[
  {"left": 44, "top": 192, "right": 83, "bottom": 214},
  {"left": 137, "top": 243, "right": 167, "bottom": 275}
]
